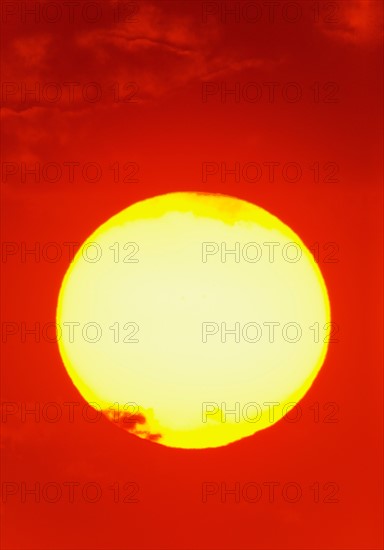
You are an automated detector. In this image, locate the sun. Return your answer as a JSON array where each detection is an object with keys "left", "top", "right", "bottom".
[{"left": 56, "top": 192, "right": 330, "bottom": 449}]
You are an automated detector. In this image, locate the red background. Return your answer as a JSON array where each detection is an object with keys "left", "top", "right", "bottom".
[{"left": 1, "top": 1, "right": 383, "bottom": 549}]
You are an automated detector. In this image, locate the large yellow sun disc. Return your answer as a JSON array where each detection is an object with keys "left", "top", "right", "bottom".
[{"left": 56, "top": 192, "right": 330, "bottom": 448}]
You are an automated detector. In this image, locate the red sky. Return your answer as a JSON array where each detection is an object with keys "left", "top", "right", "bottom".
[{"left": 1, "top": 1, "right": 383, "bottom": 549}]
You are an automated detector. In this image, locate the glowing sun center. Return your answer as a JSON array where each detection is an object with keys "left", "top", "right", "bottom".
[{"left": 56, "top": 192, "right": 330, "bottom": 449}]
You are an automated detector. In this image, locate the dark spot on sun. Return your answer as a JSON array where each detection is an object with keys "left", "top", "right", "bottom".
[
  {"left": 120, "top": 412, "right": 146, "bottom": 426},
  {"left": 135, "top": 430, "right": 162, "bottom": 441},
  {"left": 102, "top": 409, "right": 162, "bottom": 441}
]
